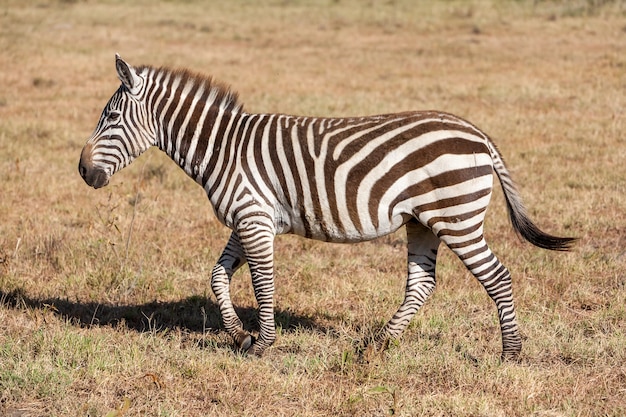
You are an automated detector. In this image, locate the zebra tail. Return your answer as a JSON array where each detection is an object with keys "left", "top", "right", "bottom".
[{"left": 487, "top": 141, "right": 577, "bottom": 251}]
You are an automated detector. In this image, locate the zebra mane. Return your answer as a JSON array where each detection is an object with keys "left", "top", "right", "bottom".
[{"left": 138, "top": 64, "right": 243, "bottom": 112}]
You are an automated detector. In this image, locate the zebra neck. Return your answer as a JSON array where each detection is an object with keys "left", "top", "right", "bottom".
[{"left": 156, "top": 104, "right": 249, "bottom": 187}]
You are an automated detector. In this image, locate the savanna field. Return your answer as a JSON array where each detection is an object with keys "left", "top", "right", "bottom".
[{"left": 1, "top": 0, "right": 625, "bottom": 416}]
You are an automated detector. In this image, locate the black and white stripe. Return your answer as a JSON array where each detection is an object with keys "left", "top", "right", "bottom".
[{"left": 79, "top": 55, "right": 575, "bottom": 359}]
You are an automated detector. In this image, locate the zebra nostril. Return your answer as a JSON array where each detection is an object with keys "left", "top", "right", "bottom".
[{"left": 79, "top": 163, "right": 88, "bottom": 180}]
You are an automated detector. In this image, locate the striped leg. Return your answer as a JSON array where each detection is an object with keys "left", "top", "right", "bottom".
[
  {"left": 211, "top": 232, "right": 252, "bottom": 350},
  {"left": 368, "top": 220, "right": 440, "bottom": 356},
  {"left": 236, "top": 220, "right": 276, "bottom": 357},
  {"left": 444, "top": 234, "right": 522, "bottom": 361}
]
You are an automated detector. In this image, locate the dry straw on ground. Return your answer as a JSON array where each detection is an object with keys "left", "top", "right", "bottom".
[{"left": 1, "top": 0, "right": 625, "bottom": 416}]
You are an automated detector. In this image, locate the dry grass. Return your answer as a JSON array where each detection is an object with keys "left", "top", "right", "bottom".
[{"left": 1, "top": 0, "right": 625, "bottom": 415}]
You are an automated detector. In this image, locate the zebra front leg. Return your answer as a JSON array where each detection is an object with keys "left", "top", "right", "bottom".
[
  {"left": 236, "top": 219, "right": 277, "bottom": 357},
  {"left": 211, "top": 232, "right": 253, "bottom": 351},
  {"left": 366, "top": 220, "right": 440, "bottom": 358}
]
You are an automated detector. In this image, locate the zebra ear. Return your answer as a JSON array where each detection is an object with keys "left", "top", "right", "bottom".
[{"left": 115, "top": 53, "right": 142, "bottom": 93}]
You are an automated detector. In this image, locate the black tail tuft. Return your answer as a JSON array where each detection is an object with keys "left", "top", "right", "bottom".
[
  {"left": 508, "top": 206, "right": 577, "bottom": 251},
  {"left": 488, "top": 140, "right": 577, "bottom": 252}
]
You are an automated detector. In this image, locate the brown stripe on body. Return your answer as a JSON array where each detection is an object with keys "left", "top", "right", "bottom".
[
  {"left": 311, "top": 118, "right": 325, "bottom": 158},
  {"left": 317, "top": 117, "right": 397, "bottom": 236},
  {"left": 202, "top": 111, "right": 243, "bottom": 188},
  {"left": 341, "top": 124, "right": 489, "bottom": 230},
  {"left": 328, "top": 115, "right": 414, "bottom": 165},
  {"left": 207, "top": 113, "right": 246, "bottom": 199},
  {"left": 139, "top": 71, "right": 161, "bottom": 104},
  {"left": 403, "top": 186, "right": 493, "bottom": 226},
  {"left": 161, "top": 78, "right": 186, "bottom": 152},
  {"left": 177, "top": 84, "right": 213, "bottom": 161},
  {"left": 220, "top": 173, "right": 243, "bottom": 219},
  {"left": 343, "top": 120, "right": 455, "bottom": 231},
  {"left": 190, "top": 106, "right": 220, "bottom": 176},
  {"left": 287, "top": 118, "right": 313, "bottom": 238},
  {"left": 320, "top": 118, "right": 379, "bottom": 152},
  {"left": 151, "top": 72, "right": 173, "bottom": 121},
  {"left": 141, "top": 70, "right": 161, "bottom": 110},
  {"left": 295, "top": 118, "right": 330, "bottom": 239},
  {"left": 374, "top": 154, "right": 492, "bottom": 230},
  {"left": 321, "top": 153, "right": 343, "bottom": 236},
  {"left": 266, "top": 117, "right": 293, "bottom": 224},
  {"left": 425, "top": 206, "right": 487, "bottom": 230},
  {"left": 322, "top": 116, "right": 417, "bottom": 233},
  {"left": 278, "top": 117, "right": 309, "bottom": 235},
  {"left": 239, "top": 115, "right": 273, "bottom": 207}
]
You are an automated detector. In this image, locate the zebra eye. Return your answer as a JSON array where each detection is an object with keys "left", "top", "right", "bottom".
[{"left": 106, "top": 111, "right": 121, "bottom": 122}]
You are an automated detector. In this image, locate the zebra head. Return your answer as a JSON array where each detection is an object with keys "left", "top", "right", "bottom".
[{"left": 79, "top": 54, "right": 155, "bottom": 189}]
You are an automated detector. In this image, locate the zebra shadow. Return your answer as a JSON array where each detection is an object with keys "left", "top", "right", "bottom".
[{"left": 0, "top": 289, "right": 327, "bottom": 349}]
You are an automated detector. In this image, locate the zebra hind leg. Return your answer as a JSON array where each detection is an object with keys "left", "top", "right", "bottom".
[
  {"left": 211, "top": 232, "right": 253, "bottom": 351},
  {"left": 365, "top": 220, "right": 440, "bottom": 359},
  {"left": 443, "top": 232, "right": 522, "bottom": 361}
]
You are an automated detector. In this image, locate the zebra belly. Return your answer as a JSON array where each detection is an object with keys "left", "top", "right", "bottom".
[{"left": 276, "top": 205, "right": 409, "bottom": 243}]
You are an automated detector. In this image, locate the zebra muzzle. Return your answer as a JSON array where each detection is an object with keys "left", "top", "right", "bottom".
[
  {"left": 80, "top": 166, "right": 109, "bottom": 189},
  {"left": 78, "top": 146, "right": 109, "bottom": 189}
]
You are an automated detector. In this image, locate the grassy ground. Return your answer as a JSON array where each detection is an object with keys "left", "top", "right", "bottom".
[{"left": 1, "top": 0, "right": 625, "bottom": 415}]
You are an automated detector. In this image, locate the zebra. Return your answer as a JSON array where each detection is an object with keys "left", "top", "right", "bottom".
[{"left": 79, "top": 55, "right": 575, "bottom": 360}]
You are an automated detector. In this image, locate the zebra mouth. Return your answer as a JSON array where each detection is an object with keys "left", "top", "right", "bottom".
[
  {"left": 90, "top": 174, "right": 110, "bottom": 189},
  {"left": 79, "top": 164, "right": 110, "bottom": 189}
]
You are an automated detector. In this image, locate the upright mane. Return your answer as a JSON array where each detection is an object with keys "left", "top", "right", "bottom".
[{"left": 138, "top": 64, "right": 244, "bottom": 113}]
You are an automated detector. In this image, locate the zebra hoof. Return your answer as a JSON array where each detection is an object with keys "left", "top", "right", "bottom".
[
  {"left": 359, "top": 337, "right": 390, "bottom": 363},
  {"left": 234, "top": 332, "right": 253, "bottom": 352},
  {"left": 500, "top": 350, "right": 522, "bottom": 363},
  {"left": 500, "top": 340, "right": 522, "bottom": 362},
  {"left": 240, "top": 334, "right": 253, "bottom": 351},
  {"left": 245, "top": 342, "right": 266, "bottom": 357}
]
